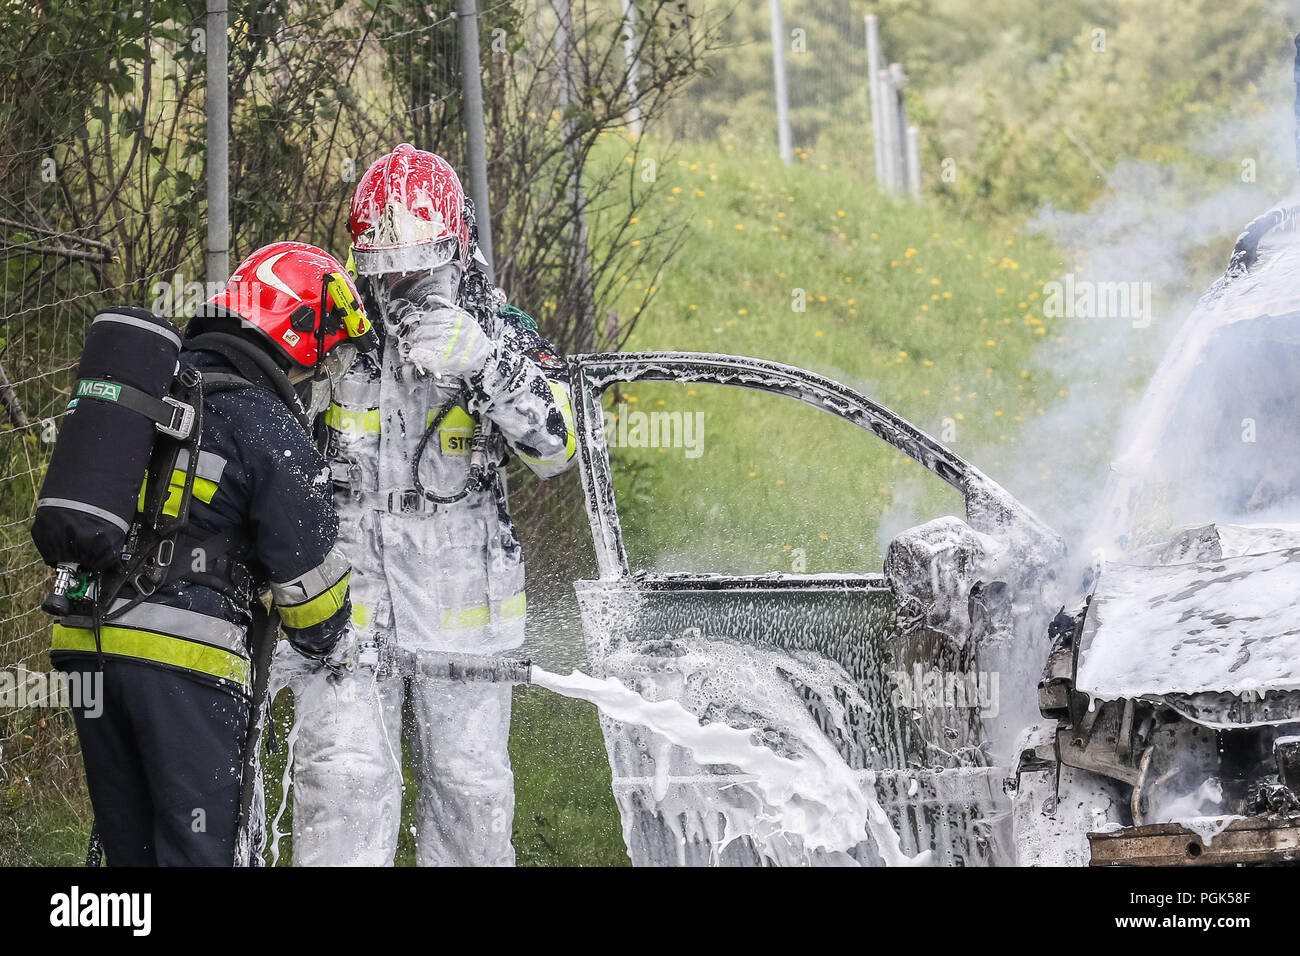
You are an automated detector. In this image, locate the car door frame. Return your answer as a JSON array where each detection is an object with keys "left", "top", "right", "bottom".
[{"left": 568, "top": 350, "right": 1045, "bottom": 585}]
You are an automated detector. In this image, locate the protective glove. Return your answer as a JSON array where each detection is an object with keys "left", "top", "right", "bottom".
[
  {"left": 404, "top": 307, "right": 495, "bottom": 382},
  {"left": 292, "top": 623, "right": 358, "bottom": 680}
]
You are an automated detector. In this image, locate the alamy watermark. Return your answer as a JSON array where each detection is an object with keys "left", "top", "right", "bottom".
[
  {"left": 0, "top": 667, "right": 102, "bottom": 718},
  {"left": 151, "top": 274, "right": 225, "bottom": 319},
  {"left": 50, "top": 886, "right": 151, "bottom": 936},
  {"left": 1042, "top": 274, "right": 1153, "bottom": 328},
  {"left": 603, "top": 402, "right": 705, "bottom": 458},
  {"left": 890, "top": 664, "right": 999, "bottom": 718}
]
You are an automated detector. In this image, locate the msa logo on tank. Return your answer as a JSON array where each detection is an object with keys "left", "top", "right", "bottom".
[
  {"left": 77, "top": 379, "right": 122, "bottom": 400},
  {"left": 71, "top": 378, "right": 122, "bottom": 409}
]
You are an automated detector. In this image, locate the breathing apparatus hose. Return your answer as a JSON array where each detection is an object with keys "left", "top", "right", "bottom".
[
  {"left": 412, "top": 386, "right": 473, "bottom": 505},
  {"left": 411, "top": 382, "right": 496, "bottom": 506}
]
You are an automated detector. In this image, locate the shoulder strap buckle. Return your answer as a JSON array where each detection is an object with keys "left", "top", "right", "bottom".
[{"left": 156, "top": 395, "right": 197, "bottom": 440}]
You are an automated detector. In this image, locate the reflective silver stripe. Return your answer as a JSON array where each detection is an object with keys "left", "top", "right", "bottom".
[
  {"left": 92, "top": 312, "right": 182, "bottom": 349},
  {"left": 36, "top": 497, "right": 130, "bottom": 534},
  {"left": 270, "top": 545, "right": 351, "bottom": 606},
  {"left": 105, "top": 598, "right": 248, "bottom": 656},
  {"left": 174, "top": 448, "right": 228, "bottom": 483}
]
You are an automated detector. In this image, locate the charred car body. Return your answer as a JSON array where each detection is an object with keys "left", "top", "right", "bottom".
[
  {"left": 565, "top": 198, "right": 1300, "bottom": 866},
  {"left": 1011, "top": 201, "right": 1300, "bottom": 866}
]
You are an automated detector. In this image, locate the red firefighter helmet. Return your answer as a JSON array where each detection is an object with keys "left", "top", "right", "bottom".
[
  {"left": 204, "top": 241, "right": 374, "bottom": 368},
  {"left": 348, "top": 143, "right": 471, "bottom": 276}
]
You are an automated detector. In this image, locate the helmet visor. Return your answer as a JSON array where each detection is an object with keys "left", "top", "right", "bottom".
[{"left": 351, "top": 236, "right": 459, "bottom": 277}]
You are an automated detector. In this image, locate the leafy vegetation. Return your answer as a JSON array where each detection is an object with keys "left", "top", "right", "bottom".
[{"left": 3, "top": 0, "right": 1294, "bottom": 865}]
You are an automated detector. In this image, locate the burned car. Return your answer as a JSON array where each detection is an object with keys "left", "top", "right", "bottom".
[
  {"left": 1011, "top": 201, "right": 1300, "bottom": 866},
  {"left": 565, "top": 199, "right": 1300, "bottom": 867}
]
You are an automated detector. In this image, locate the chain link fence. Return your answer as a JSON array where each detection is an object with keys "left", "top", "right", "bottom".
[
  {"left": 0, "top": 0, "right": 712, "bottom": 865},
  {"left": 0, "top": 2, "right": 486, "bottom": 865}
]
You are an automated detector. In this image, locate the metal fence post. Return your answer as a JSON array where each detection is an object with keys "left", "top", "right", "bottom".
[
  {"left": 458, "top": 0, "right": 495, "bottom": 283},
  {"left": 770, "top": 0, "right": 793, "bottom": 164},
  {"left": 891, "top": 62, "right": 909, "bottom": 198},
  {"left": 906, "top": 124, "right": 922, "bottom": 201},
  {"left": 555, "top": 0, "right": 596, "bottom": 350},
  {"left": 865, "top": 14, "right": 884, "bottom": 188},
  {"left": 878, "top": 68, "right": 899, "bottom": 194},
  {"left": 205, "top": 0, "right": 229, "bottom": 286}
]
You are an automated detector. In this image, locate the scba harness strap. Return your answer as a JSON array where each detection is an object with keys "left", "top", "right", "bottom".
[
  {"left": 98, "top": 366, "right": 261, "bottom": 621},
  {"left": 70, "top": 376, "right": 197, "bottom": 440}
]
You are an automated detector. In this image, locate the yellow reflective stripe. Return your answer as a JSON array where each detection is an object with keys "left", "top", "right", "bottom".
[
  {"left": 425, "top": 406, "right": 474, "bottom": 428},
  {"left": 428, "top": 405, "right": 475, "bottom": 455},
  {"left": 271, "top": 546, "right": 351, "bottom": 608},
  {"left": 137, "top": 470, "right": 219, "bottom": 517},
  {"left": 442, "top": 312, "right": 465, "bottom": 361},
  {"left": 191, "top": 476, "right": 218, "bottom": 503},
  {"left": 501, "top": 591, "right": 527, "bottom": 619},
  {"left": 277, "top": 572, "right": 350, "bottom": 630},
  {"left": 351, "top": 603, "right": 369, "bottom": 628},
  {"left": 515, "top": 384, "right": 576, "bottom": 468},
  {"left": 440, "top": 592, "right": 526, "bottom": 630},
  {"left": 52, "top": 624, "right": 251, "bottom": 686},
  {"left": 326, "top": 404, "right": 380, "bottom": 435},
  {"left": 550, "top": 381, "right": 577, "bottom": 461},
  {"left": 442, "top": 604, "right": 490, "bottom": 630}
]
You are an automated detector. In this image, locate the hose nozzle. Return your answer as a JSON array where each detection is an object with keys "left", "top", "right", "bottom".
[{"left": 394, "top": 648, "right": 532, "bottom": 684}]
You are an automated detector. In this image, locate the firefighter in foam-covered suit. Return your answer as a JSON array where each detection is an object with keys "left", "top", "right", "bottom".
[{"left": 291, "top": 145, "right": 576, "bottom": 866}]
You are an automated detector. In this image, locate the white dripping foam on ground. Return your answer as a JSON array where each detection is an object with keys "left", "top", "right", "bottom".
[
  {"left": 263, "top": 641, "right": 927, "bottom": 866},
  {"left": 529, "top": 664, "right": 930, "bottom": 866},
  {"left": 268, "top": 699, "right": 303, "bottom": 868}
]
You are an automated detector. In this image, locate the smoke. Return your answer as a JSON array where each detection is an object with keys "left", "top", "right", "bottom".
[{"left": 979, "top": 93, "right": 1298, "bottom": 598}]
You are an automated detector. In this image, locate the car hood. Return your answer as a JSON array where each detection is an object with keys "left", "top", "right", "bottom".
[{"left": 1076, "top": 525, "right": 1300, "bottom": 723}]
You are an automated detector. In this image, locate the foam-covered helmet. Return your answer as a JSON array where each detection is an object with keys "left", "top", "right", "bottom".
[
  {"left": 348, "top": 144, "right": 471, "bottom": 276},
  {"left": 203, "top": 241, "right": 375, "bottom": 368}
]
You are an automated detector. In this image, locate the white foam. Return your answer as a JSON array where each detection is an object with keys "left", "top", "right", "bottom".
[{"left": 531, "top": 664, "right": 929, "bottom": 866}]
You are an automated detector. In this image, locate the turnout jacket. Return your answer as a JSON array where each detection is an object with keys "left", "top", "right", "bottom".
[
  {"left": 51, "top": 348, "right": 352, "bottom": 695},
  {"left": 327, "top": 279, "right": 575, "bottom": 654}
]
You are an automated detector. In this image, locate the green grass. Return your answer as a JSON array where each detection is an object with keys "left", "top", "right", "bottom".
[
  {"left": 509, "top": 686, "right": 627, "bottom": 866},
  {"left": 1, "top": 782, "right": 92, "bottom": 867},
  {"left": 601, "top": 139, "right": 1070, "bottom": 574}
]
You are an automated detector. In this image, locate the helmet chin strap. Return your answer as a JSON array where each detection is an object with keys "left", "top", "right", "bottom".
[{"left": 301, "top": 342, "right": 358, "bottom": 421}]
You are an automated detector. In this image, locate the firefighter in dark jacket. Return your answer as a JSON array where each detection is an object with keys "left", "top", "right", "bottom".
[{"left": 46, "top": 242, "right": 371, "bottom": 866}]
